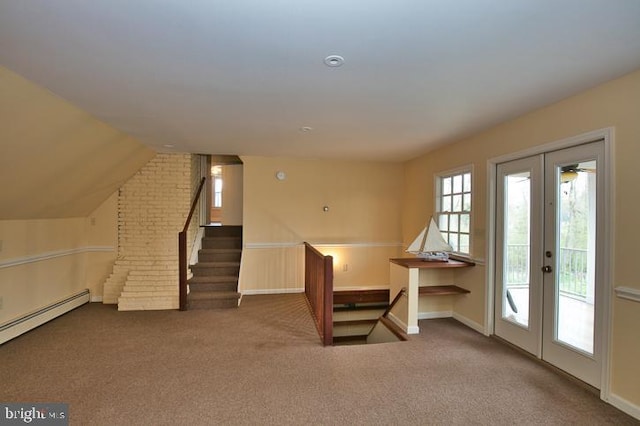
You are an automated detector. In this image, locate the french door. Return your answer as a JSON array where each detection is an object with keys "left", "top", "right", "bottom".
[{"left": 495, "top": 141, "right": 604, "bottom": 388}]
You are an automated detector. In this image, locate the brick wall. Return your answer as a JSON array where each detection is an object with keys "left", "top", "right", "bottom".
[{"left": 103, "top": 153, "right": 200, "bottom": 310}]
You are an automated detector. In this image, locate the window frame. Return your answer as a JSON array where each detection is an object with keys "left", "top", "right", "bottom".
[{"left": 434, "top": 165, "right": 473, "bottom": 257}]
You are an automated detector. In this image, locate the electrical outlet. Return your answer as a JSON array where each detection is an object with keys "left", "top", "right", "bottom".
[{"left": 343, "top": 264, "right": 349, "bottom": 272}]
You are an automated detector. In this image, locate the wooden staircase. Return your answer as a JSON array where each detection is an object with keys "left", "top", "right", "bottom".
[
  {"left": 332, "top": 289, "right": 390, "bottom": 345},
  {"left": 187, "top": 226, "right": 242, "bottom": 309}
]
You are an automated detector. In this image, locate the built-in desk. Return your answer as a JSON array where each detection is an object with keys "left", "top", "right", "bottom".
[{"left": 388, "top": 258, "right": 474, "bottom": 334}]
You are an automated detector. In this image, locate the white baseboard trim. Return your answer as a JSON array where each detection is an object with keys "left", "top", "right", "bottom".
[
  {"left": 452, "top": 312, "right": 486, "bottom": 335},
  {"left": 416, "top": 311, "right": 486, "bottom": 335},
  {"left": 609, "top": 393, "right": 640, "bottom": 420},
  {"left": 387, "top": 312, "right": 420, "bottom": 334},
  {"left": 418, "top": 311, "right": 453, "bottom": 320},
  {"left": 90, "top": 295, "right": 103, "bottom": 303},
  {"left": 242, "top": 288, "right": 304, "bottom": 295},
  {"left": 0, "top": 289, "right": 90, "bottom": 345}
]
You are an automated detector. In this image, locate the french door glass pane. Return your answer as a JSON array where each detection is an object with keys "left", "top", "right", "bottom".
[
  {"left": 556, "top": 162, "right": 596, "bottom": 354},
  {"left": 503, "top": 172, "right": 531, "bottom": 328}
]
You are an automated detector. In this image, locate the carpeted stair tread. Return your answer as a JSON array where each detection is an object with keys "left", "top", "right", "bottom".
[{"left": 187, "top": 225, "right": 242, "bottom": 310}]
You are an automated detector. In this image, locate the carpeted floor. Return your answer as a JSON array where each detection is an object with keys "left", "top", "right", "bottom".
[{"left": 0, "top": 294, "right": 636, "bottom": 425}]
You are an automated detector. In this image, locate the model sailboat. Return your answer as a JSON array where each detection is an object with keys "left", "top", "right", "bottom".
[{"left": 406, "top": 217, "right": 452, "bottom": 262}]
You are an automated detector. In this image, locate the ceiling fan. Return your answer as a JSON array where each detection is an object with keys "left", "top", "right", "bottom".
[{"left": 560, "top": 162, "right": 596, "bottom": 183}]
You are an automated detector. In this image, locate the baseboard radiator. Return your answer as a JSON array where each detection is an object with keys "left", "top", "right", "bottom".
[{"left": 0, "top": 289, "right": 90, "bottom": 345}]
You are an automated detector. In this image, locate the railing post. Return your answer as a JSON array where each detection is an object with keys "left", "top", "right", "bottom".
[{"left": 179, "top": 231, "right": 187, "bottom": 311}]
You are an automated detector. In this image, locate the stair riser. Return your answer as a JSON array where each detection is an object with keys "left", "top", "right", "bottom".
[
  {"left": 191, "top": 266, "right": 240, "bottom": 276},
  {"left": 189, "top": 282, "right": 238, "bottom": 292},
  {"left": 188, "top": 298, "right": 238, "bottom": 309},
  {"left": 333, "top": 323, "right": 376, "bottom": 337},
  {"left": 204, "top": 226, "right": 242, "bottom": 238},
  {"left": 202, "top": 239, "right": 242, "bottom": 249},
  {"left": 198, "top": 252, "right": 241, "bottom": 263}
]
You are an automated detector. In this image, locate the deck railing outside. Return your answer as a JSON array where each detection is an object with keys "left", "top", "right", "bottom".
[{"left": 505, "top": 244, "right": 588, "bottom": 299}]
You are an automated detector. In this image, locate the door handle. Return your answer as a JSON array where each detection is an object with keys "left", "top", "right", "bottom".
[{"left": 542, "top": 265, "right": 553, "bottom": 273}]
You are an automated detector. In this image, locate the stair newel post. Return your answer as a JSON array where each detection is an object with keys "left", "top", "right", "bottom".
[{"left": 179, "top": 231, "right": 188, "bottom": 311}]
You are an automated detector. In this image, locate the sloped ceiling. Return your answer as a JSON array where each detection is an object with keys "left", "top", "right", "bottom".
[
  {"left": 0, "top": 66, "right": 155, "bottom": 219},
  {"left": 1, "top": 1, "right": 640, "bottom": 162}
]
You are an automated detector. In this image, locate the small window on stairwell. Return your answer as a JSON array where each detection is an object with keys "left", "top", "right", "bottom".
[{"left": 212, "top": 166, "right": 223, "bottom": 208}]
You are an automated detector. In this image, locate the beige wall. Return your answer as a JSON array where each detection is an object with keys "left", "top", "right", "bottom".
[
  {"left": 403, "top": 69, "right": 640, "bottom": 407},
  {"left": 0, "top": 66, "right": 155, "bottom": 219},
  {"left": 0, "top": 65, "right": 152, "bottom": 325},
  {"left": 240, "top": 156, "right": 404, "bottom": 293},
  {"left": 221, "top": 164, "right": 243, "bottom": 225},
  {"left": 0, "top": 194, "right": 117, "bottom": 323}
]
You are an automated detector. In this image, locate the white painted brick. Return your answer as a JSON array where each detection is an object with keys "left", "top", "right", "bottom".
[{"left": 102, "top": 153, "right": 202, "bottom": 311}]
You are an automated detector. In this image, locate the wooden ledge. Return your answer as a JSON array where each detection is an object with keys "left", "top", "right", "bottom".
[
  {"left": 390, "top": 258, "right": 475, "bottom": 269},
  {"left": 419, "top": 285, "right": 470, "bottom": 296}
]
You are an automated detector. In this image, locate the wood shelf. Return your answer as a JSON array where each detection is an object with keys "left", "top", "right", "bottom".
[
  {"left": 418, "top": 285, "right": 470, "bottom": 296},
  {"left": 390, "top": 258, "right": 475, "bottom": 269}
]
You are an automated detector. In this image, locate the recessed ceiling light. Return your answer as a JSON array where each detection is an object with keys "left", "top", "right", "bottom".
[
  {"left": 299, "top": 126, "right": 313, "bottom": 132},
  {"left": 324, "top": 55, "right": 344, "bottom": 67},
  {"left": 163, "top": 144, "right": 175, "bottom": 148}
]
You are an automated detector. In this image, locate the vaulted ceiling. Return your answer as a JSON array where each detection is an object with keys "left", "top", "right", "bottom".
[{"left": 2, "top": 1, "right": 640, "bottom": 161}]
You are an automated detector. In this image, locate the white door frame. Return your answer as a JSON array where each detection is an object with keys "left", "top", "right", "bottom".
[{"left": 485, "top": 127, "right": 614, "bottom": 401}]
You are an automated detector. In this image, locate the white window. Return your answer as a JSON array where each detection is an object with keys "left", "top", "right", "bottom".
[
  {"left": 212, "top": 166, "right": 223, "bottom": 208},
  {"left": 436, "top": 168, "right": 472, "bottom": 255}
]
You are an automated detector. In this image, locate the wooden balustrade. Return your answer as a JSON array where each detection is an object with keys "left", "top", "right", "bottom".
[
  {"left": 304, "top": 242, "right": 333, "bottom": 346},
  {"left": 179, "top": 177, "right": 207, "bottom": 311}
]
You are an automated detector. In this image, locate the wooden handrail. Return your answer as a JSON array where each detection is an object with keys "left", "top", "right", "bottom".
[
  {"left": 182, "top": 177, "right": 207, "bottom": 233},
  {"left": 179, "top": 177, "right": 207, "bottom": 311},
  {"left": 382, "top": 287, "right": 406, "bottom": 318}
]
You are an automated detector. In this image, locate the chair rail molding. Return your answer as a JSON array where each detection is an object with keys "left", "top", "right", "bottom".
[
  {"left": 614, "top": 286, "right": 640, "bottom": 303},
  {"left": 0, "top": 246, "right": 115, "bottom": 269}
]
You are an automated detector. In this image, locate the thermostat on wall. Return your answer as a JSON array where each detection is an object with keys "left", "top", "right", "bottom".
[{"left": 275, "top": 171, "right": 286, "bottom": 181}]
